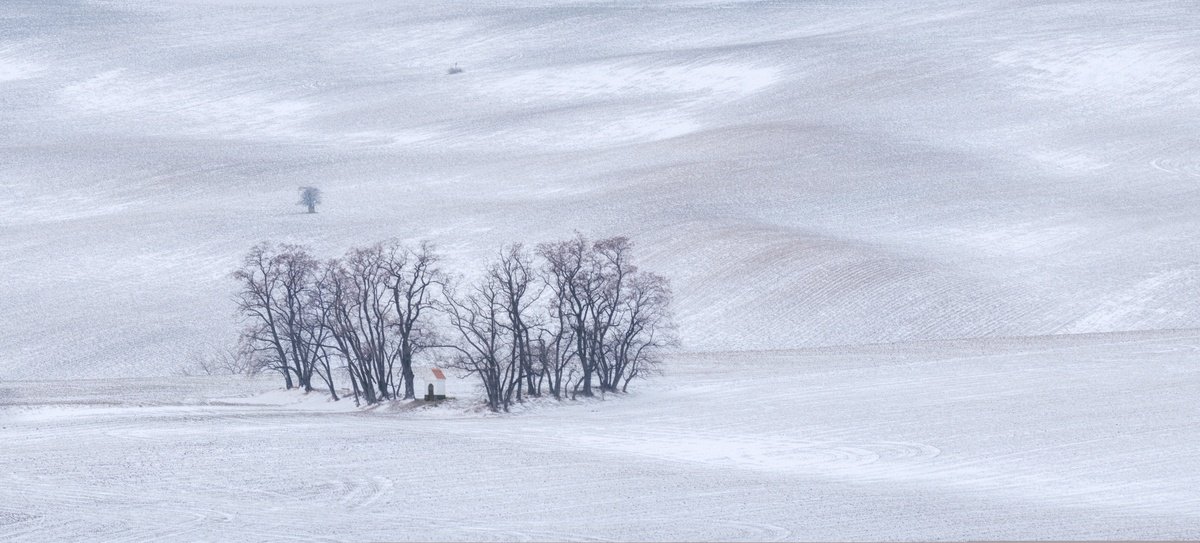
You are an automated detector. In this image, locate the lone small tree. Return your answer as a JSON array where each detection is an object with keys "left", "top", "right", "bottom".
[{"left": 298, "top": 186, "right": 322, "bottom": 214}]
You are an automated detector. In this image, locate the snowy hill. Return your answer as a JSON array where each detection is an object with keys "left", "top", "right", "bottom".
[{"left": 3, "top": 0, "right": 1200, "bottom": 378}]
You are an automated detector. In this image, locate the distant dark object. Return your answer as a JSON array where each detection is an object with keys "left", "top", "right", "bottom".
[
  {"left": 298, "top": 186, "right": 322, "bottom": 213},
  {"left": 447, "top": 63, "right": 464, "bottom": 75}
]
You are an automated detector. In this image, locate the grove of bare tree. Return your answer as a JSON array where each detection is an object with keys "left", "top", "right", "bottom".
[{"left": 231, "top": 234, "right": 676, "bottom": 411}]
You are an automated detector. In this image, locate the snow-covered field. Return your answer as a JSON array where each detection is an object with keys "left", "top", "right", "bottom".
[
  {"left": 3, "top": 329, "right": 1199, "bottom": 540},
  {"left": 4, "top": 0, "right": 1200, "bottom": 377},
  {"left": 4, "top": 0, "right": 1200, "bottom": 539}
]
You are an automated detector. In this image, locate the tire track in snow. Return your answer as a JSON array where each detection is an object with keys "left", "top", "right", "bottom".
[{"left": 1150, "top": 157, "right": 1200, "bottom": 178}]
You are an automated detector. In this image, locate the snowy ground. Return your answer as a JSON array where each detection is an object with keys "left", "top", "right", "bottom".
[
  {"left": 3, "top": 329, "right": 1199, "bottom": 541},
  {"left": 4, "top": 0, "right": 1200, "bottom": 539}
]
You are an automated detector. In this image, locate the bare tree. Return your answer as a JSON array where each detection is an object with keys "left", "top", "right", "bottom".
[
  {"left": 179, "top": 344, "right": 257, "bottom": 376},
  {"left": 537, "top": 234, "right": 637, "bottom": 397},
  {"left": 232, "top": 243, "right": 329, "bottom": 392},
  {"left": 590, "top": 237, "right": 634, "bottom": 393},
  {"left": 489, "top": 243, "right": 541, "bottom": 400},
  {"left": 537, "top": 234, "right": 599, "bottom": 396},
  {"left": 534, "top": 301, "right": 576, "bottom": 400},
  {"left": 317, "top": 258, "right": 376, "bottom": 405},
  {"left": 330, "top": 243, "right": 400, "bottom": 403},
  {"left": 441, "top": 273, "right": 518, "bottom": 412},
  {"left": 273, "top": 244, "right": 323, "bottom": 392},
  {"left": 382, "top": 241, "right": 444, "bottom": 400},
  {"left": 606, "top": 271, "right": 677, "bottom": 391},
  {"left": 233, "top": 243, "right": 296, "bottom": 389},
  {"left": 237, "top": 323, "right": 290, "bottom": 379},
  {"left": 307, "top": 263, "right": 341, "bottom": 401},
  {"left": 298, "top": 186, "right": 322, "bottom": 214}
]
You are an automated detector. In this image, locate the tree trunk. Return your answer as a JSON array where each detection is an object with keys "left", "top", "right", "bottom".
[
  {"left": 325, "top": 377, "right": 339, "bottom": 401},
  {"left": 400, "top": 344, "right": 416, "bottom": 400}
]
